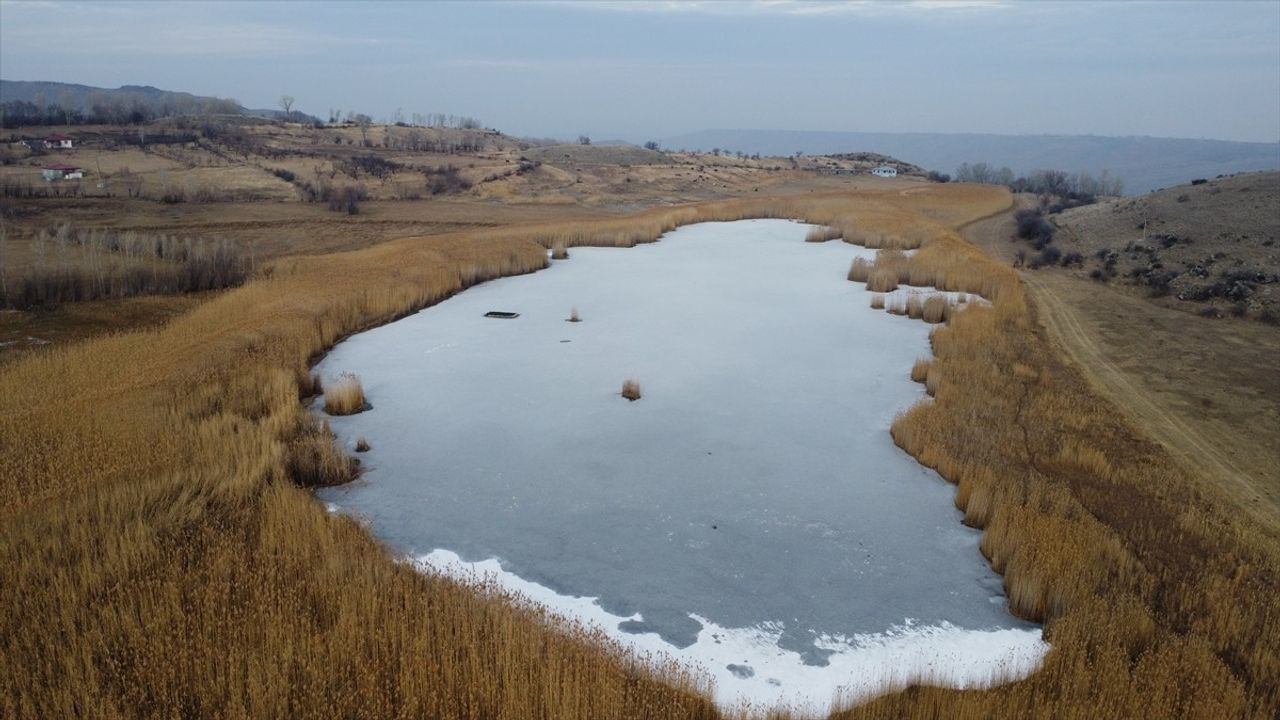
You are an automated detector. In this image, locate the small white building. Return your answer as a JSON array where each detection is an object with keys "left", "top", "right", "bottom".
[
  {"left": 42, "top": 163, "right": 84, "bottom": 181},
  {"left": 44, "top": 133, "right": 74, "bottom": 150},
  {"left": 870, "top": 166, "right": 898, "bottom": 178}
]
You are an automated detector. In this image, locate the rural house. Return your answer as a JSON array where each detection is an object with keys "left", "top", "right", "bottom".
[
  {"left": 44, "top": 133, "right": 74, "bottom": 149},
  {"left": 42, "top": 163, "right": 84, "bottom": 181},
  {"left": 870, "top": 166, "right": 898, "bottom": 178}
]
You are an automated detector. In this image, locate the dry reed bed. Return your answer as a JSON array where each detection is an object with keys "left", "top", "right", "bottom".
[
  {"left": 2, "top": 184, "right": 1277, "bottom": 719},
  {"left": 833, "top": 213, "right": 1278, "bottom": 718}
]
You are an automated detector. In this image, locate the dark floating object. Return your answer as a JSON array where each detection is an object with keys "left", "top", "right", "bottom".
[{"left": 484, "top": 311, "right": 520, "bottom": 319}]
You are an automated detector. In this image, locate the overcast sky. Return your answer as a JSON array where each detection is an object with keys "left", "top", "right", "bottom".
[{"left": 2, "top": 0, "right": 1278, "bottom": 143}]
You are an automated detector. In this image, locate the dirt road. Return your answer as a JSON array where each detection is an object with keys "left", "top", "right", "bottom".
[{"left": 960, "top": 209, "right": 1280, "bottom": 525}]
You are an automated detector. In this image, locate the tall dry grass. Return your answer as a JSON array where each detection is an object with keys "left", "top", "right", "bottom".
[
  {"left": 2, "top": 184, "right": 1277, "bottom": 719},
  {"left": 848, "top": 257, "right": 872, "bottom": 283},
  {"left": 910, "top": 358, "right": 931, "bottom": 383},
  {"left": 805, "top": 225, "right": 843, "bottom": 243},
  {"left": 922, "top": 294, "right": 949, "bottom": 324},
  {"left": 866, "top": 269, "right": 899, "bottom": 293}
]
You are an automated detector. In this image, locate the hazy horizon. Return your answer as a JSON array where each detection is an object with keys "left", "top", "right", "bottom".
[{"left": 2, "top": 0, "right": 1278, "bottom": 144}]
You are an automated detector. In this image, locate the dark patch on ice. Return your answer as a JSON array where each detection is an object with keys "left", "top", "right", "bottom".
[
  {"left": 617, "top": 613, "right": 702, "bottom": 648},
  {"left": 727, "top": 663, "right": 754, "bottom": 679},
  {"left": 483, "top": 311, "right": 520, "bottom": 319},
  {"left": 777, "top": 630, "right": 836, "bottom": 667}
]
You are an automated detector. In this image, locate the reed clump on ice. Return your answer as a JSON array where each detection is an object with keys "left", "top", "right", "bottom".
[
  {"left": 1, "top": 185, "right": 1276, "bottom": 720},
  {"left": 323, "top": 372, "right": 366, "bottom": 415},
  {"left": 805, "top": 225, "right": 843, "bottom": 243}
]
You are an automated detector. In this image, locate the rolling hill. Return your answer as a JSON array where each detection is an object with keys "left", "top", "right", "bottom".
[{"left": 660, "top": 129, "right": 1280, "bottom": 195}]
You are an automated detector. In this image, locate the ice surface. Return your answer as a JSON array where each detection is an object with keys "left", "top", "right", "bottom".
[{"left": 315, "top": 219, "right": 1046, "bottom": 712}]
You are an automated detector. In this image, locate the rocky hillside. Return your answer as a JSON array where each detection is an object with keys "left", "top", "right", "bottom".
[{"left": 1051, "top": 172, "right": 1279, "bottom": 323}]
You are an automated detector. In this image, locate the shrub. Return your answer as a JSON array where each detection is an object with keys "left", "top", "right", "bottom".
[
  {"left": 426, "top": 164, "right": 472, "bottom": 195},
  {"left": 340, "top": 154, "right": 402, "bottom": 180},
  {"left": 355, "top": 436, "right": 371, "bottom": 453},
  {"left": 1014, "top": 208, "right": 1055, "bottom": 246},
  {"left": 272, "top": 167, "right": 297, "bottom": 183},
  {"left": 323, "top": 372, "right": 367, "bottom": 415},
  {"left": 551, "top": 241, "right": 569, "bottom": 260},
  {"left": 1146, "top": 270, "right": 1178, "bottom": 298},
  {"left": 1060, "top": 252, "right": 1084, "bottom": 268},
  {"left": 1030, "top": 246, "right": 1062, "bottom": 269},
  {"left": 159, "top": 185, "right": 187, "bottom": 204},
  {"left": 568, "top": 307, "right": 581, "bottom": 323},
  {"left": 327, "top": 186, "right": 366, "bottom": 214},
  {"left": 621, "top": 379, "right": 641, "bottom": 401},
  {"left": 869, "top": 294, "right": 885, "bottom": 310}
]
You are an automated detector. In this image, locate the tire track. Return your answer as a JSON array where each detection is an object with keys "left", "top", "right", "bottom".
[{"left": 1022, "top": 272, "right": 1267, "bottom": 511}]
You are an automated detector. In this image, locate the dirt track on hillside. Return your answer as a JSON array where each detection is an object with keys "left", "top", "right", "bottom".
[{"left": 960, "top": 209, "right": 1280, "bottom": 527}]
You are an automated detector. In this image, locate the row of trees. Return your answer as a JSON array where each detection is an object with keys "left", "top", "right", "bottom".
[
  {"left": 322, "top": 107, "right": 483, "bottom": 130},
  {"left": 1, "top": 95, "right": 241, "bottom": 129},
  {"left": 954, "top": 162, "right": 1125, "bottom": 199}
]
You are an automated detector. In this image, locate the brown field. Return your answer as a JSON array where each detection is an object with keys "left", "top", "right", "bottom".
[
  {"left": 2, "top": 121, "right": 1278, "bottom": 719},
  {"left": 2, "top": 120, "right": 924, "bottom": 361}
]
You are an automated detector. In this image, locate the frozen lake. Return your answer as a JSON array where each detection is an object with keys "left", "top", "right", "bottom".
[{"left": 314, "top": 219, "right": 1045, "bottom": 713}]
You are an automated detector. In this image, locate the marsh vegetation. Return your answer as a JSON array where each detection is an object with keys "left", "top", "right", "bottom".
[{"left": 2, "top": 186, "right": 1276, "bottom": 719}]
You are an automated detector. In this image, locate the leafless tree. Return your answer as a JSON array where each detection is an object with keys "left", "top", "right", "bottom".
[
  {"left": 353, "top": 114, "right": 373, "bottom": 146},
  {"left": 279, "top": 95, "right": 295, "bottom": 120}
]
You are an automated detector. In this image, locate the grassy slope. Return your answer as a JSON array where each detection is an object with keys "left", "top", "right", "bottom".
[{"left": 2, "top": 185, "right": 1277, "bottom": 718}]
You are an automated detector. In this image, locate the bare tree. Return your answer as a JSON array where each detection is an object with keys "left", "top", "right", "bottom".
[
  {"left": 577, "top": 135, "right": 591, "bottom": 146},
  {"left": 353, "top": 114, "right": 373, "bottom": 146},
  {"left": 279, "top": 95, "right": 295, "bottom": 120}
]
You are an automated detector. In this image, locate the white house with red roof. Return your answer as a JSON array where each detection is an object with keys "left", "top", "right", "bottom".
[
  {"left": 42, "top": 163, "right": 83, "bottom": 181},
  {"left": 44, "top": 133, "right": 74, "bottom": 149}
]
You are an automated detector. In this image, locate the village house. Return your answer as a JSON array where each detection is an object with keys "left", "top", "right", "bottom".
[
  {"left": 870, "top": 166, "right": 898, "bottom": 178},
  {"left": 44, "top": 133, "right": 74, "bottom": 149},
  {"left": 42, "top": 163, "right": 84, "bottom": 181}
]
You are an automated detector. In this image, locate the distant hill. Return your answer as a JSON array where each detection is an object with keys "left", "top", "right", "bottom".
[
  {"left": 659, "top": 129, "right": 1280, "bottom": 195},
  {"left": 0, "top": 80, "right": 318, "bottom": 125}
]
